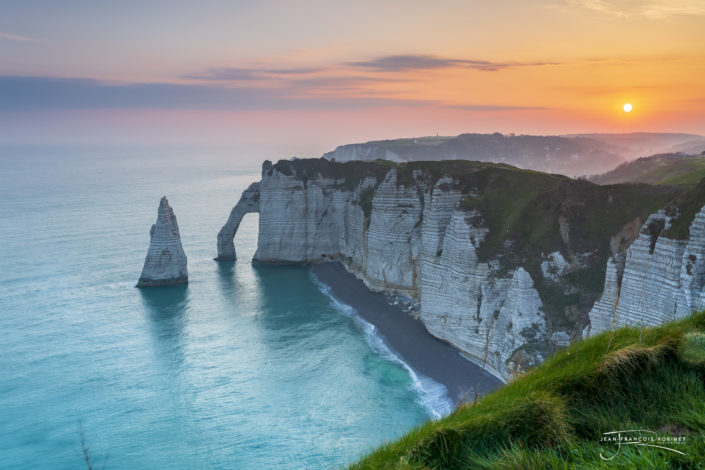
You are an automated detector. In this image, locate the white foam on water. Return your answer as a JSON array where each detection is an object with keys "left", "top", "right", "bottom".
[{"left": 311, "top": 272, "right": 453, "bottom": 419}]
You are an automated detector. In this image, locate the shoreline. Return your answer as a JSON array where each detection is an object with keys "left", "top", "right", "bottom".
[{"left": 310, "top": 262, "right": 503, "bottom": 408}]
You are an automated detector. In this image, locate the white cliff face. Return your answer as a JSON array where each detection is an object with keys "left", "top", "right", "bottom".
[
  {"left": 253, "top": 162, "right": 353, "bottom": 263},
  {"left": 137, "top": 197, "right": 188, "bottom": 287},
  {"left": 586, "top": 207, "right": 705, "bottom": 337},
  {"left": 220, "top": 162, "right": 551, "bottom": 381},
  {"left": 583, "top": 257, "right": 620, "bottom": 336},
  {"left": 322, "top": 144, "right": 406, "bottom": 163},
  {"left": 361, "top": 170, "right": 423, "bottom": 293},
  {"left": 679, "top": 208, "right": 705, "bottom": 315},
  {"left": 541, "top": 252, "right": 571, "bottom": 282},
  {"left": 219, "top": 159, "right": 705, "bottom": 381},
  {"left": 418, "top": 203, "right": 547, "bottom": 379}
]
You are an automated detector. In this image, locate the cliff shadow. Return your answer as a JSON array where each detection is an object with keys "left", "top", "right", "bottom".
[
  {"left": 249, "top": 265, "right": 331, "bottom": 339},
  {"left": 215, "top": 260, "right": 236, "bottom": 293},
  {"left": 139, "top": 284, "right": 189, "bottom": 368},
  {"left": 139, "top": 284, "right": 189, "bottom": 319}
]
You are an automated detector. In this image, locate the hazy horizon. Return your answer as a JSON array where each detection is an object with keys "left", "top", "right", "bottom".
[
  {"left": 2, "top": 130, "right": 703, "bottom": 170},
  {"left": 2, "top": 1, "right": 704, "bottom": 157}
]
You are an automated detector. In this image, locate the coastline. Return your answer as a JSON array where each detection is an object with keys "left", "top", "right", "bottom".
[{"left": 310, "top": 262, "right": 504, "bottom": 409}]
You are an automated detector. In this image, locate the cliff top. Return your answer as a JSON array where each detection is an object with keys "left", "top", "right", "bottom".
[
  {"left": 590, "top": 153, "right": 705, "bottom": 186},
  {"left": 270, "top": 158, "right": 682, "bottom": 264},
  {"left": 267, "top": 158, "right": 691, "bottom": 333},
  {"left": 352, "top": 311, "right": 705, "bottom": 469},
  {"left": 319, "top": 132, "right": 705, "bottom": 177},
  {"left": 271, "top": 157, "right": 567, "bottom": 190}
]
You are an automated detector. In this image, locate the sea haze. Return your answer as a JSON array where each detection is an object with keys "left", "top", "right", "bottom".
[{"left": 0, "top": 148, "right": 429, "bottom": 469}]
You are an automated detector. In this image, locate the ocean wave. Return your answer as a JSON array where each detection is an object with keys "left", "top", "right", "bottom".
[{"left": 310, "top": 272, "right": 453, "bottom": 419}]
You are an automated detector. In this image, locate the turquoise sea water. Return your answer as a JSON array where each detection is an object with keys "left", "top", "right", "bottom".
[{"left": 0, "top": 148, "right": 431, "bottom": 469}]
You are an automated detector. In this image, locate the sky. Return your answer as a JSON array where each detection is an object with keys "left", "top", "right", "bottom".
[{"left": 1, "top": 0, "right": 704, "bottom": 158}]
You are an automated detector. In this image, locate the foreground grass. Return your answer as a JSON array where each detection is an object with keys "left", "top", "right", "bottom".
[{"left": 352, "top": 312, "right": 705, "bottom": 469}]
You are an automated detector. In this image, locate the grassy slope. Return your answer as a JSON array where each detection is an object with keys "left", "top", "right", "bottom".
[
  {"left": 664, "top": 178, "right": 705, "bottom": 240},
  {"left": 353, "top": 312, "right": 705, "bottom": 469},
  {"left": 326, "top": 133, "right": 625, "bottom": 176},
  {"left": 648, "top": 159, "right": 705, "bottom": 186},
  {"left": 591, "top": 154, "right": 705, "bottom": 186}
]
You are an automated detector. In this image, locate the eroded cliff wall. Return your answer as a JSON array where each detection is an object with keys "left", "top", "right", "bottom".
[
  {"left": 218, "top": 158, "right": 696, "bottom": 381},
  {"left": 585, "top": 205, "right": 705, "bottom": 337}
]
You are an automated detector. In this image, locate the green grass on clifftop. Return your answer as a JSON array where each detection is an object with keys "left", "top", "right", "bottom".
[
  {"left": 352, "top": 312, "right": 705, "bottom": 469},
  {"left": 665, "top": 178, "right": 705, "bottom": 240},
  {"left": 591, "top": 154, "right": 705, "bottom": 186},
  {"left": 271, "top": 158, "right": 687, "bottom": 337}
]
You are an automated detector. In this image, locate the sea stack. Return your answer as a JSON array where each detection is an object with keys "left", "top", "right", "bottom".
[{"left": 137, "top": 196, "right": 188, "bottom": 287}]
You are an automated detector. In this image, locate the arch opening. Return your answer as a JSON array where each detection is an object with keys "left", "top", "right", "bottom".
[{"left": 215, "top": 182, "right": 260, "bottom": 260}]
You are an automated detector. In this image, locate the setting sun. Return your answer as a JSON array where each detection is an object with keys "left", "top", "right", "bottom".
[{"left": 623, "top": 103, "right": 633, "bottom": 113}]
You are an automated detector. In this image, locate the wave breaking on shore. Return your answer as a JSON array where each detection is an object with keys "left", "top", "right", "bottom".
[{"left": 311, "top": 272, "right": 453, "bottom": 419}]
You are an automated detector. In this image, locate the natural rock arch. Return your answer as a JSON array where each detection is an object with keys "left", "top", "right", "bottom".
[{"left": 216, "top": 182, "right": 260, "bottom": 260}]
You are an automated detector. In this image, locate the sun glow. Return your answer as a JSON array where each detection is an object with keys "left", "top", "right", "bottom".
[{"left": 623, "top": 103, "right": 633, "bottom": 113}]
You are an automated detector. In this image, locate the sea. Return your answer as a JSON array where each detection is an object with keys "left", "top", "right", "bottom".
[{"left": 0, "top": 147, "right": 441, "bottom": 469}]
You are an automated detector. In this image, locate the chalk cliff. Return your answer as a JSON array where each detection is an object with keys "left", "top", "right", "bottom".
[
  {"left": 218, "top": 158, "right": 701, "bottom": 381},
  {"left": 137, "top": 196, "right": 188, "bottom": 287},
  {"left": 585, "top": 191, "right": 705, "bottom": 337}
]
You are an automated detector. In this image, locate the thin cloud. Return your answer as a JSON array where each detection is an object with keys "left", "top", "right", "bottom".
[
  {"left": 290, "top": 76, "right": 411, "bottom": 88},
  {"left": 265, "top": 67, "right": 321, "bottom": 75},
  {"left": 0, "top": 75, "right": 434, "bottom": 111},
  {"left": 182, "top": 66, "right": 321, "bottom": 81},
  {"left": 184, "top": 55, "right": 557, "bottom": 84},
  {"left": 563, "top": 0, "right": 705, "bottom": 18},
  {"left": 346, "top": 54, "right": 557, "bottom": 72},
  {"left": 449, "top": 104, "right": 550, "bottom": 111},
  {"left": 182, "top": 67, "right": 415, "bottom": 96},
  {"left": 0, "top": 31, "right": 38, "bottom": 43},
  {"left": 182, "top": 68, "right": 263, "bottom": 81},
  {"left": 557, "top": 84, "right": 661, "bottom": 96}
]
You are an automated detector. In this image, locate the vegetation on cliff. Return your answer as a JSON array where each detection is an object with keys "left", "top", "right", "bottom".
[
  {"left": 351, "top": 312, "right": 705, "bottom": 469},
  {"left": 319, "top": 132, "right": 705, "bottom": 176},
  {"left": 590, "top": 153, "right": 705, "bottom": 186},
  {"left": 458, "top": 174, "right": 679, "bottom": 333},
  {"left": 271, "top": 158, "right": 686, "bottom": 337},
  {"left": 664, "top": 177, "right": 705, "bottom": 240}
]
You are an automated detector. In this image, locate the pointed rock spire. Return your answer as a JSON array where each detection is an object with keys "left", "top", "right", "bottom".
[{"left": 137, "top": 196, "right": 188, "bottom": 287}]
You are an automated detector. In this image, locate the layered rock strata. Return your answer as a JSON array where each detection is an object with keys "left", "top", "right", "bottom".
[
  {"left": 585, "top": 206, "right": 705, "bottom": 336},
  {"left": 218, "top": 159, "right": 696, "bottom": 381},
  {"left": 137, "top": 196, "right": 188, "bottom": 287},
  {"left": 219, "top": 161, "right": 549, "bottom": 380}
]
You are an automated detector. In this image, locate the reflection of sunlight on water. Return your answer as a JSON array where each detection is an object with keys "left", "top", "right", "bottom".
[
  {"left": 213, "top": 212, "right": 262, "bottom": 316},
  {"left": 214, "top": 213, "right": 263, "bottom": 316},
  {"left": 239, "top": 310, "right": 262, "bottom": 317}
]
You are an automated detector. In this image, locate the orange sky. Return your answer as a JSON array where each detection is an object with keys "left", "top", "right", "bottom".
[{"left": 1, "top": 0, "right": 703, "bottom": 153}]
